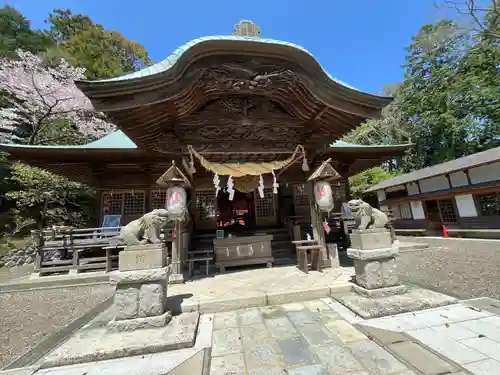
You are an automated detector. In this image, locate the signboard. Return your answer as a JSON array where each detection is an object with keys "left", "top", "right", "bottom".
[
  {"left": 102, "top": 214, "right": 121, "bottom": 232},
  {"left": 216, "top": 229, "right": 224, "bottom": 239},
  {"left": 341, "top": 203, "right": 354, "bottom": 219}
]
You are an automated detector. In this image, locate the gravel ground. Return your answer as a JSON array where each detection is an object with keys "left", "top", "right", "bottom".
[
  {"left": 0, "top": 264, "right": 33, "bottom": 284},
  {"left": 0, "top": 284, "right": 114, "bottom": 369},
  {"left": 397, "top": 241, "right": 500, "bottom": 300}
]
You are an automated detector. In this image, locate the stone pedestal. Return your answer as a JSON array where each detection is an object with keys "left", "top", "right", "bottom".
[
  {"left": 335, "top": 228, "right": 456, "bottom": 318},
  {"left": 347, "top": 229, "right": 407, "bottom": 297},
  {"left": 108, "top": 243, "right": 172, "bottom": 332}
]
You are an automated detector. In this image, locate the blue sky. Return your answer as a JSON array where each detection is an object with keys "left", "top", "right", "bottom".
[{"left": 5, "top": 0, "right": 450, "bottom": 94}]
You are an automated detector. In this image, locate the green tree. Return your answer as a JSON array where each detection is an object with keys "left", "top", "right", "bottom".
[
  {"left": 5, "top": 163, "right": 96, "bottom": 232},
  {"left": 349, "top": 167, "right": 401, "bottom": 200},
  {"left": 0, "top": 5, "right": 54, "bottom": 58},
  {"left": 44, "top": 9, "right": 152, "bottom": 79}
]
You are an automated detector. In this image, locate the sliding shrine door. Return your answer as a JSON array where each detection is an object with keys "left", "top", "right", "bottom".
[
  {"left": 254, "top": 188, "right": 277, "bottom": 227},
  {"left": 195, "top": 188, "right": 218, "bottom": 231}
]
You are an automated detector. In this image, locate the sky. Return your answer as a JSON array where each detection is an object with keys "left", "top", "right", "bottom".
[{"left": 4, "top": 0, "right": 452, "bottom": 94}]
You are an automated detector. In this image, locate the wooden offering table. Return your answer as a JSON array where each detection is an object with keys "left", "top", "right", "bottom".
[{"left": 213, "top": 234, "right": 274, "bottom": 273}]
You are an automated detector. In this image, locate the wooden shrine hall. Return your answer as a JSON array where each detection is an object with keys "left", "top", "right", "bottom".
[{"left": 1, "top": 21, "right": 410, "bottom": 271}]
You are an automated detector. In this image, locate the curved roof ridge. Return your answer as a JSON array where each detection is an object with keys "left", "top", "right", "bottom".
[{"left": 90, "top": 35, "right": 358, "bottom": 91}]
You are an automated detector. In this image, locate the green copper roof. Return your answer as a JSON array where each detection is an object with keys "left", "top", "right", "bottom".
[
  {"left": 0, "top": 131, "right": 407, "bottom": 150},
  {"left": 93, "top": 35, "right": 357, "bottom": 91}
]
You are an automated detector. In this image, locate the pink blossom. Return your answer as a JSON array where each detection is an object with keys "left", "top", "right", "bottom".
[{"left": 0, "top": 50, "right": 115, "bottom": 144}]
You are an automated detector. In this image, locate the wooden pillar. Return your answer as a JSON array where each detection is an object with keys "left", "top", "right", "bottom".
[
  {"left": 308, "top": 184, "right": 326, "bottom": 246},
  {"left": 339, "top": 163, "right": 352, "bottom": 201}
]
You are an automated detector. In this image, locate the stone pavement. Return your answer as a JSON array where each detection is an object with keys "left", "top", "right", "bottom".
[
  {"left": 7, "top": 297, "right": 500, "bottom": 375},
  {"left": 357, "top": 297, "right": 500, "bottom": 375},
  {"left": 209, "top": 298, "right": 415, "bottom": 375},
  {"left": 167, "top": 266, "right": 354, "bottom": 313}
]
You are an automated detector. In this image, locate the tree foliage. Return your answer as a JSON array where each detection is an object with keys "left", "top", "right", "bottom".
[
  {"left": 349, "top": 167, "right": 401, "bottom": 200},
  {"left": 5, "top": 163, "right": 96, "bottom": 232},
  {"left": 0, "top": 5, "right": 54, "bottom": 59},
  {"left": 345, "top": 6, "right": 500, "bottom": 195},
  {"left": 44, "top": 9, "right": 153, "bottom": 79}
]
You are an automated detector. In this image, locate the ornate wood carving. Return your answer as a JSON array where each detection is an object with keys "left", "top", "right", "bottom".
[
  {"left": 201, "top": 63, "right": 298, "bottom": 95},
  {"left": 178, "top": 95, "right": 304, "bottom": 151}
]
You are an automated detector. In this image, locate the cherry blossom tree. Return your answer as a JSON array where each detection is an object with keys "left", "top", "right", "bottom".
[{"left": 0, "top": 50, "right": 115, "bottom": 144}]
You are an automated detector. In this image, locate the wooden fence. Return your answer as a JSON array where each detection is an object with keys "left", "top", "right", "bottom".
[{"left": 31, "top": 226, "right": 174, "bottom": 276}]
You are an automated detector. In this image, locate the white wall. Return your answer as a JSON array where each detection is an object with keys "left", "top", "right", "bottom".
[
  {"left": 469, "top": 162, "right": 500, "bottom": 184},
  {"left": 449, "top": 171, "right": 469, "bottom": 187},
  {"left": 410, "top": 201, "right": 426, "bottom": 220},
  {"left": 406, "top": 182, "right": 419, "bottom": 195},
  {"left": 377, "top": 190, "right": 386, "bottom": 203},
  {"left": 454, "top": 194, "right": 478, "bottom": 217},
  {"left": 419, "top": 175, "right": 450, "bottom": 193}
]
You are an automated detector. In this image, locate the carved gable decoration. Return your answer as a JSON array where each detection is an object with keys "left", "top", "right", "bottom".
[
  {"left": 177, "top": 96, "right": 303, "bottom": 152},
  {"left": 202, "top": 63, "right": 297, "bottom": 94}
]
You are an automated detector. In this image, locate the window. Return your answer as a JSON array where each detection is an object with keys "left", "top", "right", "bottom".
[
  {"left": 438, "top": 199, "right": 458, "bottom": 224},
  {"left": 399, "top": 203, "right": 412, "bottom": 219},
  {"left": 476, "top": 193, "right": 500, "bottom": 215},
  {"left": 123, "top": 192, "right": 145, "bottom": 216},
  {"left": 151, "top": 190, "right": 168, "bottom": 210},
  {"left": 255, "top": 188, "right": 274, "bottom": 218}
]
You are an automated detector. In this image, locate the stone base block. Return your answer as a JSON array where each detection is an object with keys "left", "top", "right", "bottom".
[
  {"left": 119, "top": 246, "right": 167, "bottom": 271},
  {"left": 334, "top": 286, "right": 457, "bottom": 319},
  {"left": 107, "top": 310, "right": 172, "bottom": 332},
  {"left": 113, "top": 269, "right": 169, "bottom": 320},
  {"left": 353, "top": 257, "right": 399, "bottom": 289},
  {"left": 110, "top": 266, "right": 169, "bottom": 284},
  {"left": 352, "top": 283, "right": 408, "bottom": 298},
  {"left": 347, "top": 247, "right": 399, "bottom": 261},
  {"left": 350, "top": 229, "right": 392, "bottom": 250},
  {"left": 42, "top": 311, "right": 200, "bottom": 368}
]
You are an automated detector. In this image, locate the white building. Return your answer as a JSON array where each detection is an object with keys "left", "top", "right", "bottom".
[{"left": 366, "top": 147, "right": 500, "bottom": 237}]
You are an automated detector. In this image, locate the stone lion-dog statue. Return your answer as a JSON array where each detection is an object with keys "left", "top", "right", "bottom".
[
  {"left": 110, "top": 209, "right": 169, "bottom": 246},
  {"left": 347, "top": 199, "right": 396, "bottom": 243}
]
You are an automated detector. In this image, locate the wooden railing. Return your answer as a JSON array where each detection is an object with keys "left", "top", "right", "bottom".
[{"left": 31, "top": 226, "right": 174, "bottom": 276}]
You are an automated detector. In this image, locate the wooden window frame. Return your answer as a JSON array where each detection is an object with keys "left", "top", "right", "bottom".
[{"left": 474, "top": 191, "right": 500, "bottom": 216}]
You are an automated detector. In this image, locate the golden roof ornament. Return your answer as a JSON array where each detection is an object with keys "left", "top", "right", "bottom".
[{"left": 233, "top": 20, "right": 261, "bottom": 37}]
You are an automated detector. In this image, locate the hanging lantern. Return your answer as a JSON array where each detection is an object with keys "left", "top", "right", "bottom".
[
  {"left": 166, "top": 186, "right": 187, "bottom": 220},
  {"left": 314, "top": 181, "right": 334, "bottom": 212}
]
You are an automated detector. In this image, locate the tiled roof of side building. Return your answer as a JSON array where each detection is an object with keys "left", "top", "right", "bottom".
[{"left": 365, "top": 146, "right": 500, "bottom": 193}]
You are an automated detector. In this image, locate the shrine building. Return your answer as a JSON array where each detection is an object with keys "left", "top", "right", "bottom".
[{"left": 1, "top": 21, "right": 411, "bottom": 234}]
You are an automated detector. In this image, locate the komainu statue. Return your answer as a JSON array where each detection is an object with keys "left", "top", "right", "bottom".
[
  {"left": 110, "top": 209, "right": 169, "bottom": 246},
  {"left": 347, "top": 199, "right": 396, "bottom": 242}
]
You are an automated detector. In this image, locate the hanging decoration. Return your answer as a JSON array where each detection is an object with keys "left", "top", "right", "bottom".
[
  {"left": 227, "top": 176, "right": 235, "bottom": 201},
  {"left": 213, "top": 173, "right": 220, "bottom": 197},
  {"left": 314, "top": 181, "right": 334, "bottom": 213},
  {"left": 166, "top": 186, "right": 187, "bottom": 220},
  {"left": 272, "top": 170, "right": 279, "bottom": 194},
  {"left": 302, "top": 156, "right": 309, "bottom": 172},
  {"left": 257, "top": 175, "right": 265, "bottom": 198},
  {"left": 187, "top": 145, "right": 307, "bottom": 178},
  {"left": 233, "top": 175, "right": 260, "bottom": 193}
]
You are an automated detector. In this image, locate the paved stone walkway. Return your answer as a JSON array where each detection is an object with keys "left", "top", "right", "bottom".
[
  {"left": 357, "top": 297, "right": 500, "bottom": 375},
  {"left": 210, "top": 298, "right": 414, "bottom": 375},
  {"left": 168, "top": 266, "right": 353, "bottom": 312}
]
